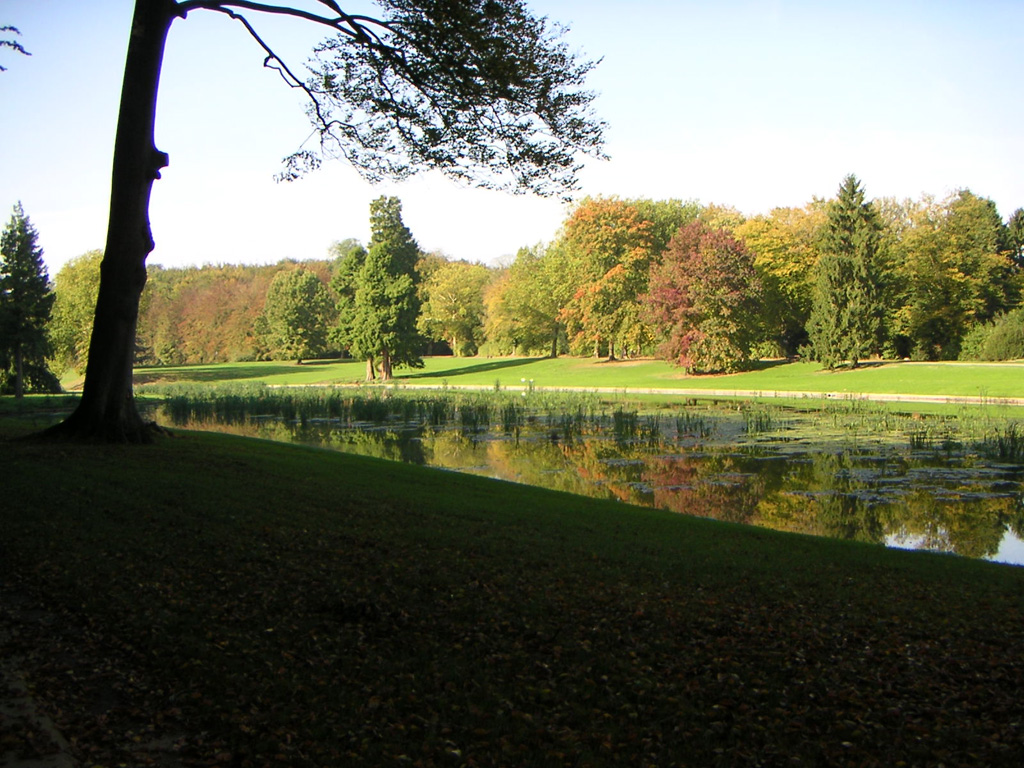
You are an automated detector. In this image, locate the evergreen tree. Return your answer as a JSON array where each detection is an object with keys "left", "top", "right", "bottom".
[
  {"left": 806, "top": 175, "right": 884, "bottom": 368},
  {"left": 0, "top": 202, "right": 59, "bottom": 396},
  {"left": 348, "top": 197, "right": 423, "bottom": 381}
]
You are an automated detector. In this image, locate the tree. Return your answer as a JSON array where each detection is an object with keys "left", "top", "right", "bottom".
[
  {"left": 0, "top": 25, "right": 29, "bottom": 71},
  {"left": 418, "top": 260, "right": 491, "bottom": 356},
  {"left": 47, "top": 0, "right": 604, "bottom": 442},
  {"left": 735, "top": 202, "right": 826, "bottom": 356},
  {"left": 643, "top": 221, "right": 761, "bottom": 374},
  {"left": 136, "top": 262, "right": 294, "bottom": 365},
  {"left": 557, "top": 198, "right": 656, "bottom": 358},
  {"left": 0, "top": 203, "right": 59, "bottom": 396},
  {"left": 888, "top": 190, "right": 1019, "bottom": 359},
  {"left": 345, "top": 196, "right": 423, "bottom": 381},
  {"left": 630, "top": 198, "right": 702, "bottom": 254},
  {"left": 258, "top": 268, "right": 334, "bottom": 363},
  {"left": 1008, "top": 208, "right": 1024, "bottom": 269},
  {"left": 49, "top": 250, "right": 104, "bottom": 375},
  {"left": 329, "top": 238, "right": 368, "bottom": 363},
  {"left": 806, "top": 175, "right": 884, "bottom": 368},
  {"left": 493, "top": 244, "right": 567, "bottom": 357}
]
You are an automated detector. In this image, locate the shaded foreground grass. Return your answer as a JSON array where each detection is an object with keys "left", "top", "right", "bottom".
[{"left": 3, "top": 421, "right": 1024, "bottom": 766}]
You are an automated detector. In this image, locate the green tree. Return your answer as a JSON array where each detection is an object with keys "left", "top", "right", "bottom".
[
  {"left": 495, "top": 244, "right": 568, "bottom": 357},
  {"left": 735, "top": 202, "right": 826, "bottom": 356},
  {"left": 889, "top": 191, "right": 1019, "bottom": 359},
  {"left": 50, "top": 0, "right": 605, "bottom": 442},
  {"left": 806, "top": 175, "right": 884, "bottom": 368},
  {"left": 630, "top": 198, "right": 702, "bottom": 254},
  {"left": 418, "top": 260, "right": 491, "bottom": 356},
  {"left": 946, "top": 191, "right": 1018, "bottom": 322},
  {"left": 347, "top": 197, "right": 423, "bottom": 381},
  {"left": 49, "top": 250, "right": 103, "bottom": 375},
  {"left": 0, "top": 202, "right": 58, "bottom": 396},
  {"left": 328, "top": 238, "right": 365, "bottom": 272},
  {"left": 1008, "top": 208, "right": 1024, "bottom": 268},
  {"left": 258, "top": 268, "right": 334, "bottom": 364},
  {"left": 329, "top": 239, "right": 368, "bottom": 364}
]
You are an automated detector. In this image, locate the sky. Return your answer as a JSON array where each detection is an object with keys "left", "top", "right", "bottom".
[{"left": 2, "top": 0, "right": 1022, "bottom": 277}]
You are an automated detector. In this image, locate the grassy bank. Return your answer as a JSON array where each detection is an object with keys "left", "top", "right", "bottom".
[
  {"left": 131, "top": 357, "right": 1024, "bottom": 400},
  {"left": 2, "top": 418, "right": 1024, "bottom": 766}
]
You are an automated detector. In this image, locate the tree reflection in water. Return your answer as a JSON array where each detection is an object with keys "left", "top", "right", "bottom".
[{"left": 161, "top": 399, "right": 1024, "bottom": 565}]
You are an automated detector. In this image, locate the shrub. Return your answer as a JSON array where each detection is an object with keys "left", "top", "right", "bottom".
[{"left": 959, "top": 308, "right": 1024, "bottom": 361}]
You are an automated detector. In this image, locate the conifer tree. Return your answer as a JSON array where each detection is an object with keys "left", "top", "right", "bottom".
[
  {"left": 807, "top": 175, "right": 884, "bottom": 368},
  {"left": 0, "top": 202, "right": 58, "bottom": 396},
  {"left": 347, "top": 197, "right": 423, "bottom": 381}
]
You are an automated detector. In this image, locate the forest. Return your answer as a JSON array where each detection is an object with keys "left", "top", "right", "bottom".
[{"left": 13, "top": 174, "right": 1024, "bottom": 392}]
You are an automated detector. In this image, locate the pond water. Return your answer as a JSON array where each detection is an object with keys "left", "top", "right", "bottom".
[{"left": 159, "top": 395, "right": 1024, "bottom": 566}]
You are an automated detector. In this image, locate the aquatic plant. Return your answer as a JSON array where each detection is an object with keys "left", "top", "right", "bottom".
[{"left": 980, "top": 422, "right": 1024, "bottom": 462}]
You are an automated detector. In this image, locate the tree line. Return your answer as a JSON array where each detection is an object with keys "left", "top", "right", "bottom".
[{"left": 5, "top": 176, "right": 1023, "bottom": 393}]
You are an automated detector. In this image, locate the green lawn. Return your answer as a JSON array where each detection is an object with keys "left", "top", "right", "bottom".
[
  {"left": 132, "top": 356, "right": 1024, "bottom": 400},
  {"left": 2, "top": 418, "right": 1024, "bottom": 766}
]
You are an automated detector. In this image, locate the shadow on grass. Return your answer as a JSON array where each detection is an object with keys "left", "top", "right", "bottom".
[
  {"left": 134, "top": 363, "right": 303, "bottom": 385},
  {"left": 745, "top": 358, "right": 800, "bottom": 372},
  {"left": 134, "top": 358, "right": 364, "bottom": 386},
  {"left": 400, "top": 357, "right": 546, "bottom": 380},
  {"left": 0, "top": 394, "right": 82, "bottom": 417}
]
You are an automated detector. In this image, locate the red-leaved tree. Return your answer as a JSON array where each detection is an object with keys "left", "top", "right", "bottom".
[{"left": 644, "top": 222, "right": 761, "bottom": 374}]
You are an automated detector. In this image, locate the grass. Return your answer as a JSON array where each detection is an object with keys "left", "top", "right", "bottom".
[
  {"left": 3, "top": 414, "right": 1024, "bottom": 766},
  {"left": 130, "top": 356, "right": 1024, "bottom": 400}
]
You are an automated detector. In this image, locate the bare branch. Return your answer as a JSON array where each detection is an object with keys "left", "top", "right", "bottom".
[{"left": 176, "top": 0, "right": 401, "bottom": 44}]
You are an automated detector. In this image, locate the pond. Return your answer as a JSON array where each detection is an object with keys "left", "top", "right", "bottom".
[{"left": 155, "top": 387, "right": 1024, "bottom": 566}]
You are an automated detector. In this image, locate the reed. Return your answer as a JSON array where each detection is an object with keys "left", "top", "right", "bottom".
[{"left": 981, "top": 422, "right": 1024, "bottom": 462}]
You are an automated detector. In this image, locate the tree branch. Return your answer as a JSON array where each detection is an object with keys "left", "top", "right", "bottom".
[
  {"left": 0, "top": 25, "right": 30, "bottom": 71},
  {"left": 175, "top": 0, "right": 400, "bottom": 44},
  {"left": 170, "top": 1, "right": 604, "bottom": 196}
]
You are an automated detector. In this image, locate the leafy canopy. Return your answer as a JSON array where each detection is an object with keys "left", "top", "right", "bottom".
[
  {"left": 258, "top": 268, "right": 335, "bottom": 363},
  {"left": 644, "top": 221, "right": 761, "bottom": 374},
  {"left": 182, "top": 0, "right": 606, "bottom": 195}
]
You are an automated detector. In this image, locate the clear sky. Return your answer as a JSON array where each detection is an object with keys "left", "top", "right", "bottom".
[{"left": 2, "top": 0, "right": 1022, "bottom": 276}]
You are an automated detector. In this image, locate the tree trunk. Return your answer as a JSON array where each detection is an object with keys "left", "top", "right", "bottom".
[
  {"left": 14, "top": 345, "right": 24, "bottom": 399},
  {"left": 365, "top": 356, "right": 376, "bottom": 382},
  {"left": 549, "top": 329, "right": 558, "bottom": 359},
  {"left": 380, "top": 348, "right": 393, "bottom": 381},
  {"left": 43, "top": 0, "right": 176, "bottom": 442}
]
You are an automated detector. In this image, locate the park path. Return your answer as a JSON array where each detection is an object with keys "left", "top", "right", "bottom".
[{"left": 381, "top": 382, "right": 1024, "bottom": 408}]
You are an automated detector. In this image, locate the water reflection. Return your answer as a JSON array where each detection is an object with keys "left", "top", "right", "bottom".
[{"left": 161, "top": 404, "right": 1024, "bottom": 566}]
